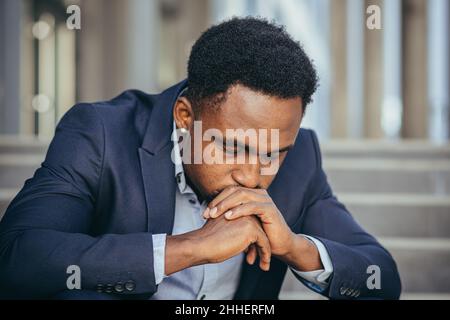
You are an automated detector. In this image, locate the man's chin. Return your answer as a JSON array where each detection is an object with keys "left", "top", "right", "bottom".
[{"left": 204, "top": 190, "right": 219, "bottom": 203}]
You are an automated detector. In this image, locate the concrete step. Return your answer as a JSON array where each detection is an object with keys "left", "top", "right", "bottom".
[
  {"left": 0, "top": 136, "right": 49, "bottom": 154},
  {"left": 1, "top": 189, "right": 449, "bottom": 238},
  {"left": 1, "top": 136, "right": 449, "bottom": 161},
  {"left": 279, "top": 291, "right": 327, "bottom": 300},
  {"left": 0, "top": 154, "right": 42, "bottom": 188},
  {"left": 339, "top": 193, "right": 450, "bottom": 238},
  {"left": 399, "top": 293, "right": 450, "bottom": 300},
  {"left": 2, "top": 136, "right": 448, "bottom": 160},
  {"left": 281, "top": 237, "right": 450, "bottom": 294},
  {"left": 322, "top": 140, "right": 450, "bottom": 160},
  {"left": 2, "top": 189, "right": 450, "bottom": 293},
  {"left": 0, "top": 189, "right": 16, "bottom": 220},
  {"left": 279, "top": 291, "right": 450, "bottom": 300},
  {"left": 325, "top": 159, "right": 450, "bottom": 195},
  {"left": 383, "top": 237, "right": 450, "bottom": 293},
  {"left": 2, "top": 153, "right": 450, "bottom": 194}
]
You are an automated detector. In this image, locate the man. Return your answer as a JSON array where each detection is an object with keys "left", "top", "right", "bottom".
[{"left": 0, "top": 18, "right": 401, "bottom": 299}]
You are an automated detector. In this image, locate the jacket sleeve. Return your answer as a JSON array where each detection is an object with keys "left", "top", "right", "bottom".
[
  {"left": 293, "top": 130, "right": 402, "bottom": 300},
  {"left": 0, "top": 104, "right": 157, "bottom": 299}
]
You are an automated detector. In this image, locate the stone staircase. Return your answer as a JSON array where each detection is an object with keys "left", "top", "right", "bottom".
[
  {"left": 0, "top": 136, "right": 449, "bottom": 300},
  {"left": 0, "top": 136, "right": 51, "bottom": 218},
  {"left": 280, "top": 140, "right": 450, "bottom": 300}
]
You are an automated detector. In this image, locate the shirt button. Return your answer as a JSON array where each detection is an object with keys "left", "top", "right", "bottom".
[
  {"left": 125, "top": 280, "right": 136, "bottom": 292},
  {"left": 114, "top": 282, "right": 124, "bottom": 293},
  {"left": 189, "top": 198, "right": 196, "bottom": 205},
  {"left": 105, "top": 284, "right": 113, "bottom": 293},
  {"left": 199, "top": 294, "right": 206, "bottom": 300}
]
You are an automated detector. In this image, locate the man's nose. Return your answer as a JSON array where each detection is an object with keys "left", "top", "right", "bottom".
[{"left": 232, "top": 163, "right": 261, "bottom": 189}]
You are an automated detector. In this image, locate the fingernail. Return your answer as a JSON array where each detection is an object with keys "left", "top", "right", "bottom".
[
  {"left": 224, "top": 210, "right": 233, "bottom": 219},
  {"left": 209, "top": 207, "right": 217, "bottom": 218},
  {"left": 203, "top": 207, "right": 210, "bottom": 219}
]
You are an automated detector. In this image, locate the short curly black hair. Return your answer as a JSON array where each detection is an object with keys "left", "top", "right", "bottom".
[{"left": 186, "top": 17, "right": 318, "bottom": 115}]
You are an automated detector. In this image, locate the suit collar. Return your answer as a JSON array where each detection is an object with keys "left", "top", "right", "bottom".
[
  {"left": 141, "top": 79, "right": 188, "bottom": 155},
  {"left": 138, "top": 79, "right": 187, "bottom": 234}
]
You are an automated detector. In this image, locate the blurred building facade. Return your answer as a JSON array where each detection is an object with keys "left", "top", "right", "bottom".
[
  {"left": 0, "top": 0, "right": 449, "bottom": 142},
  {"left": 1, "top": 0, "right": 450, "bottom": 300}
]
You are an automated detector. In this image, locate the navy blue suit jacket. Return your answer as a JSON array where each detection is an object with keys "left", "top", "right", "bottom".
[{"left": 0, "top": 80, "right": 401, "bottom": 299}]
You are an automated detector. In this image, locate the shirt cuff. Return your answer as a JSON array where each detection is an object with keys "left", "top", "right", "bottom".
[
  {"left": 290, "top": 235, "right": 334, "bottom": 290},
  {"left": 152, "top": 233, "right": 168, "bottom": 285}
]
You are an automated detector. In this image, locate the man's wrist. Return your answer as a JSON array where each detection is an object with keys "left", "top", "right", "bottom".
[
  {"left": 278, "top": 233, "right": 323, "bottom": 272},
  {"left": 165, "top": 231, "right": 205, "bottom": 275}
]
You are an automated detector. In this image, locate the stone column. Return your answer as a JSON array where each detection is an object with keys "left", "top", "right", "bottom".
[
  {"left": 402, "top": 0, "right": 428, "bottom": 138},
  {"left": 0, "top": 0, "right": 22, "bottom": 134},
  {"left": 330, "top": 0, "right": 348, "bottom": 138}
]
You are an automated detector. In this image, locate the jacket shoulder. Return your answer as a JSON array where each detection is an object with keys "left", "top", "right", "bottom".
[{"left": 293, "top": 128, "right": 322, "bottom": 169}]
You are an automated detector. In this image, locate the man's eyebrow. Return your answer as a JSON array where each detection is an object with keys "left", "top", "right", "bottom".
[
  {"left": 277, "top": 144, "right": 294, "bottom": 153},
  {"left": 225, "top": 138, "right": 293, "bottom": 154}
]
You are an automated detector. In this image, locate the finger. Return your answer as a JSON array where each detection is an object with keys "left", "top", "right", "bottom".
[
  {"left": 256, "top": 245, "right": 271, "bottom": 271},
  {"left": 202, "top": 207, "right": 211, "bottom": 219},
  {"left": 255, "top": 230, "right": 271, "bottom": 271},
  {"left": 246, "top": 244, "right": 257, "bottom": 265},
  {"left": 224, "top": 202, "right": 273, "bottom": 223},
  {"left": 210, "top": 189, "right": 266, "bottom": 219},
  {"left": 207, "top": 186, "right": 240, "bottom": 210},
  {"left": 208, "top": 186, "right": 266, "bottom": 209}
]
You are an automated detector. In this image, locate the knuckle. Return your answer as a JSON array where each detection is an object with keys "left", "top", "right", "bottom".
[
  {"left": 248, "top": 201, "right": 258, "bottom": 210},
  {"left": 231, "top": 206, "right": 240, "bottom": 215},
  {"left": 241, "top": 216, "right": 255, "bottom": 230},
  {"left": 216, "top": 202, "right": 225, "bottom": 212},
  {"left": 208, "top": 200, "right": 216, "bottom": 208}
]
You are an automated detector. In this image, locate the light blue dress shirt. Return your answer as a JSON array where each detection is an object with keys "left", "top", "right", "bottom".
[{"left": 150, "top": 119, "right": 333, "bottom": 300}]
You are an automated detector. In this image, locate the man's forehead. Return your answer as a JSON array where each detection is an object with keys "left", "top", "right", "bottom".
[{"left": 216, "top": 89, "right": 302, "bottom": 130}]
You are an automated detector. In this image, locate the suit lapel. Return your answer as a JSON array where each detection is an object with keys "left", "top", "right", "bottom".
[
  {"left": 234, "top": 262, "right": 265, "bottom": 299},
  {"left": 138, "top": 79, "right": 188, "bottom": 234},
  {"left": 139, "top": 146, "right": 177, "bottom": 234}
]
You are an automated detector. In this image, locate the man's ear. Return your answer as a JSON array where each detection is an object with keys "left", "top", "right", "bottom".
[{"left": 173, "top": 97, "right": 196, "bottom": 131}]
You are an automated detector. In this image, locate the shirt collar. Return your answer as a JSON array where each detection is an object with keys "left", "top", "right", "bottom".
[
  {"left": 172, "top": 121, "right": 190, "bottom": 194},
  {"left": 172, "top": 87, "right": 192, "bottom": 195}
]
